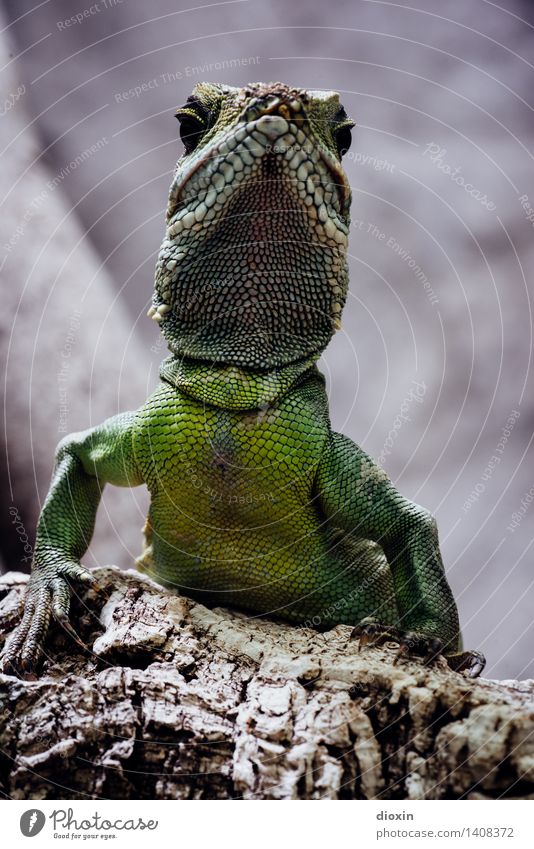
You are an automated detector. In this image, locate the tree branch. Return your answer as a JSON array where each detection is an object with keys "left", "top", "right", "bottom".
[{"left": 0, "top": 568, "right": 533, "bottom": 799}]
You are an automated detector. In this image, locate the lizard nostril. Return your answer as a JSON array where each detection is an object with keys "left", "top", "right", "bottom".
[{"left": 242, "top": 91, "right": 307, "bottom": 124}]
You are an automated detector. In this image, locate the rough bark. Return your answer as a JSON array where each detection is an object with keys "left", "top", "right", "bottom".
[{"left": 0, "top": 567, "right": 533, "bottom": 800}]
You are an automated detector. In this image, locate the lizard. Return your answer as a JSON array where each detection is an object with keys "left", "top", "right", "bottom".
[{"left": 0, "top": 81, "right": 485, "bottom": 678}]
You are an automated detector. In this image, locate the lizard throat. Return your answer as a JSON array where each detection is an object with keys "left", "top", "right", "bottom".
[{"left": 159, "top": 353, "right": 320, "bottom": 410}]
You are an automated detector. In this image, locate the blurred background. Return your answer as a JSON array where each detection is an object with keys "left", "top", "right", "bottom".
[{"left": 1, "top": 0, "right": 533, "bottom": 679}]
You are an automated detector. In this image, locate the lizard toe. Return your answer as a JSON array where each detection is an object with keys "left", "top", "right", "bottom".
[
  {"left": 445, "top": 649, "right": 486, "bottom": 679},
  {"left": 351, "top": 618, "right": 405, "bottom": 649},
  {"left": 0, "top": 597, "right": 36, "bottom": 676},
  {"left": 51, "top": 578, "right": 87, "bottom": 649}
]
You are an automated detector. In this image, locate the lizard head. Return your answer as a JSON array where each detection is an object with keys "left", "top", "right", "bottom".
[{"left": 151, "top": 81, "right": 354, "bottom": 368}]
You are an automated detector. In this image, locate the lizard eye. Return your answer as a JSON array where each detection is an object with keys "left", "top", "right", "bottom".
[
  {"left": 334, "top": 123, "right": 353, "bottom": 158},
  {"left": 176, "top": 112, "right": 205, "bottom": 154},
  {"left": 175, "top": 95, "right": 211, "bottom": 155}
]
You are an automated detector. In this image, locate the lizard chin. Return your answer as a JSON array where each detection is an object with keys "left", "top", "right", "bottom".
[{"left": 150, "top": 91, "right": 352, "bottom": 369}]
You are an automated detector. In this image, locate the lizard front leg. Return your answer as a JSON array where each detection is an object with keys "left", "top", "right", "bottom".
[
  {"left": 316, "top": 432, "right": 485, "bottom": 677},
  {"left": 0, "top": 412, "right": 143, "bottom": 676}
]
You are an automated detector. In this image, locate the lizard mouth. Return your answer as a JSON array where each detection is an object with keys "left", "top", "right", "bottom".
[{"left": 165, "top": 113, "right": 351, "bottom": 242}]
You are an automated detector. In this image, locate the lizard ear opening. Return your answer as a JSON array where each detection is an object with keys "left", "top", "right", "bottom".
[{"left": 175, "top": 94, "right": 210, "bottom": 154}]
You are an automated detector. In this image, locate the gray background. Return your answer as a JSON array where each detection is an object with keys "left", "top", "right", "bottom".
[{"left": 1, "top": 0, "right": 533, "bottom": 679}]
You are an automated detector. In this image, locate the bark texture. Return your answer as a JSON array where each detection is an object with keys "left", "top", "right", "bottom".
[{"left": 0, "top": 567, "right": 533, "bottom": 800}]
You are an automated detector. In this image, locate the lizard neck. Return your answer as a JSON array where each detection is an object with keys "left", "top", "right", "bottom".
[{"left": 159, "top": 354, "right": 320, "bottom": 410}]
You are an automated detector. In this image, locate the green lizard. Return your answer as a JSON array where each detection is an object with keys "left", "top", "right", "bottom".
[{"left": 0, "top": 82, "right": 485, "bottom": 678}]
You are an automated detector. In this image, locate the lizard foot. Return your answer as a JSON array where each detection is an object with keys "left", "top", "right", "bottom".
[
  {"left": 0, "top": 562, "right": 96, "bottom": 678},
  {"left": 350, "top": 617, "right": 485, "bottom": 678},
  {"left": 351, "top": 618, "right": 443, "bottom": 666}
]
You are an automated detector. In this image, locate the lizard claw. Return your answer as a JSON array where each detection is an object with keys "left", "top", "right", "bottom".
[
  {"left": 54, "top": 610, "right": 89, "bottom": 651},
  {"left": 351, "top": 619, "right": 409, "bottom": 651},
  {"left": 392, "top": 641, "right": 411, "bottom": 665},
  {"left": 444, "top": 649, "right": 486, "bottom": 679},
  {"left": 59, "top": 564, "right": 109, "bottom": 601},
  {"left": 351, "top": 620, "right": 389, "bottom": 647}
]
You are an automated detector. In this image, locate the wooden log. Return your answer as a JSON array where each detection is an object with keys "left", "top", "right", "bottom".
[{"left": 0, "top": 568, "right": 533, "bottom": 800}]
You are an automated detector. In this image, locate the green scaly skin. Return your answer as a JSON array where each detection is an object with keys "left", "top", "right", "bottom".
[{"left": 0, "top": 82, "right": 485, "bottom": 678}]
